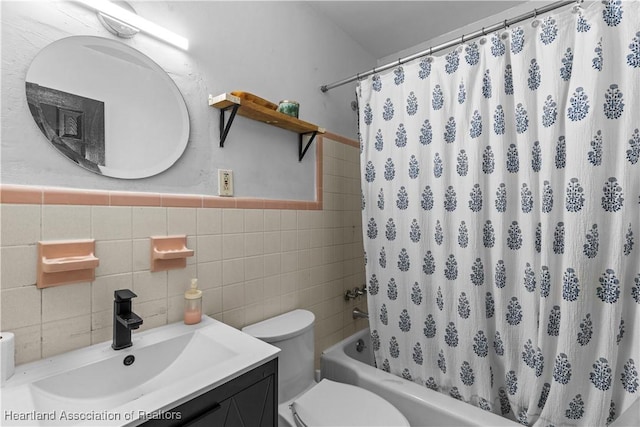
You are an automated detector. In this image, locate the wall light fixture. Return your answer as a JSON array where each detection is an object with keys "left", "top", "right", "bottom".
[{"left": 76, "top": 0, "right": 189, "bottom": 50}]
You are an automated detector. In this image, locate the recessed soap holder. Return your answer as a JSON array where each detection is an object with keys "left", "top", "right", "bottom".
[
  {"left": 150, "top": 235, "right": 194, "bottom": 272},
  {"left": 37, "top": 239, "right": 100, "bottom": 288}
]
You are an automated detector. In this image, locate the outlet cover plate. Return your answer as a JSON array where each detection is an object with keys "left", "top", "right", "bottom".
[{"left": 218, "top": 169, "right": 234, "bottom": 196}]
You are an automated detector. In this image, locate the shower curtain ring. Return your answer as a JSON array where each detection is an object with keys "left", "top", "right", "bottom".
[
  {"left": 460, "top": 34, "right": 465, "bottom": 44},
  {"left": 504, "top": 19, "right": 509, "bottom": 28},
  {"left": 533, "top": 8, "right": 538, "bottom": 18},
  {"left": 481, "top": 27, "right": 486, "bottom": 36}
]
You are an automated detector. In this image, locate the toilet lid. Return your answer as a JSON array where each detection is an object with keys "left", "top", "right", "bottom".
[
  {"left": 289, "top": 379, "right": 410, "bottom": 427},
  {"left": 242, "top": 309, "right": 315, "bottom": 342}
]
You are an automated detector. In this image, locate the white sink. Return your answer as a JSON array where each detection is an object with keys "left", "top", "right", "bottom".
[
  {"left": 2, "top": 316, "right": 279, "bottom": 426},
  {"left": 31, "top": 328, "right": 235, "bottom": 409}
]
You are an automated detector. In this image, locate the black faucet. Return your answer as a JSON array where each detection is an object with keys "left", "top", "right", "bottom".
[{"left": 112, "top": 289, "right": 143, "bottom": 350}]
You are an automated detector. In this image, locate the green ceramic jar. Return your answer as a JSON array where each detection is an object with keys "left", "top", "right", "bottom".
[{"left": 277, "top": 100, "right": 299, "bottom": 118}]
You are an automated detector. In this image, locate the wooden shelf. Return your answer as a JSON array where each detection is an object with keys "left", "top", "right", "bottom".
[{"left": 209, "top": 93, "right": 325, "bottom": 161}]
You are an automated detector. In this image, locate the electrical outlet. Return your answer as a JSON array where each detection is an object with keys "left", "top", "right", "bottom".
[{"left": 218, "top": 169, "right": 233, "bottom": 196}]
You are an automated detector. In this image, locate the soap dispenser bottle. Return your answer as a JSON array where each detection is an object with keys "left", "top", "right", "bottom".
[{"left": 184, "top": 278, "right": 202, "bottom": 325}]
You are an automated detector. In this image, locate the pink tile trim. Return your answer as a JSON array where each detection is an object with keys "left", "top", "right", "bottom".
[
  {"left": 0, "top": 185, "right": 43, "bottom": 204},
  {"left": 44, "top": 188, "right": 110, "bottom": 205},
  {"left": 0, "top": 185, "right": 321, "bottom": 210},
  {"left": 0, "top": 186, "right": 322, "bottom": 210},
  {"left": 323, "top": 132, "right": 359, "bottom": 148},
  {"left": 161, "top": 194, "right": 203, "bottom": 208},
  {"left": 203, "top": 197, "right": 236, "bottom": 208},
  {"left": 316, "top": 137, "right": 324, "bottom": 206},
  {"left": 262, "top": 199, "right": 308, "bottom": 210},
  {"left": 235, "top": 198, "right": 266, "bottom": 209},
  {"left": 110, "top": 192, "right": 162, "bottom": 206},
  {"left": 284, "top": 201, "right": 308, "bottom": 210},
  {"left": 263, "top": 199, "right": 287, "bottom": 210}
]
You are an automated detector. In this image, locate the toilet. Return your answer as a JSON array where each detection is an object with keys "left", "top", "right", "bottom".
[{"left": 242, "top": 309, "right": 410, "bottom": 427}]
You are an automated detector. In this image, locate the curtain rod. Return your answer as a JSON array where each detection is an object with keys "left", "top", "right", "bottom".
[{"left": 320, "top": 0, "right": 580, "bottom": 93}]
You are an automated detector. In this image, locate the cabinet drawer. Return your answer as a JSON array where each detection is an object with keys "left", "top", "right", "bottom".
[{"left": 141, "top": 358, "right": 277, "bottom": 427}]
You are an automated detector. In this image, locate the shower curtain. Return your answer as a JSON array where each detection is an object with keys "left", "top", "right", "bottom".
[{"left": 358, "top": 1, "right": 639, "bottom": 425}]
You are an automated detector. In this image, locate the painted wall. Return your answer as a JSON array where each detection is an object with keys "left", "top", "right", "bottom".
[{"left": 1, "top": 1, "right": 374, "bottom": 199}]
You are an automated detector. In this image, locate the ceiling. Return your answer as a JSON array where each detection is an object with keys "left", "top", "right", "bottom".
[{"left": 306, "top": 1, "right": 525, "bottom": 59}]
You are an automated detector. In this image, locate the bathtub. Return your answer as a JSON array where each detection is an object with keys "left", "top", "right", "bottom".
[
  {"left": 320, "top": 328, "right": 518, "bottom": 427},
  {"left": 321, "top": 328, "right": 640, "bottom": 427}
]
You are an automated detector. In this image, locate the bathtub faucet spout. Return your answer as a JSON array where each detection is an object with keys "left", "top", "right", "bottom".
[{"left": 352, "top": 307, "right": 369, "bottom": 319}]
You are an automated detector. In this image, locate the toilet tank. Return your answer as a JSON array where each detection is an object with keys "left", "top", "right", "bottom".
[{"left": 242, "top": 310, "right": 315, "bottom": 403}]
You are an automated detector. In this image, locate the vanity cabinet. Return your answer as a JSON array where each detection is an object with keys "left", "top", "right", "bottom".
[{"left": 142, "top": 358, "right": 277, "bottom": 427}]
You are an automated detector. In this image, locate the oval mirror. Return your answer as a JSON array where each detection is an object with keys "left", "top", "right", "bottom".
[{"left": 25, "top": 36, "right": 189, "bottom": 179}]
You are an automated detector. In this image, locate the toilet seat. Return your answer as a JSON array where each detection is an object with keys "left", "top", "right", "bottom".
[{"left": 284, "top": 379, "right": 410, "bottom": 427}]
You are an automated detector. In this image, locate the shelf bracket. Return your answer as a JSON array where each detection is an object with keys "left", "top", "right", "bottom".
[
  {"left": 219, "top": 104, "right": 240, "bottom": 147},
  {"left": 299, "top": 131, "right": 318, "bottom": 161}
]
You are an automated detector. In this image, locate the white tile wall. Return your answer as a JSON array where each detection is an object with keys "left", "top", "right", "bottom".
[
  {"left": 42, "top": 282, "right": 91, "bottom": 323},
  {"left": 1, "top": 245, "right": 37, "bottom": 289},
  {"left": 197, "top": 208, "right": 222, "bottom": 235},
  {"left": 244, "top": 210, "right": 264, "bottom": 232},
  {"left": 91, "top": 206, "right": 132, "bottom": 241},
  {"left": 0, "top": 139, "right": 368, "bottom": 368},
  {"left": 1, "top": 286, "right": 41, "bottom": 330},
  {"left": 132, "top": 207, "right": 167, "bottom": 238},
  {"left": 42, "top": 205, "right": 91, "bottom": 240},
  {"left": 1, "top": 205, "right": 41, "bottom": 246},
  {"left": 167, "top": 208, "right": 197, "bottom": 236},
  {"left": 95, "top": 240, "right": 133, "bottom": 276},
  {"left": 42, "top": 315, "right": 91, "bottom": 358},
  {"left": 222, "top": 209, "right": 244, "bottom": 233}
]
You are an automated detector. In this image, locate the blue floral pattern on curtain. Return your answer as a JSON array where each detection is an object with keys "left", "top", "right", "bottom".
[{"left": 358, "top": 1, "right": 639, "bottom": 425}]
